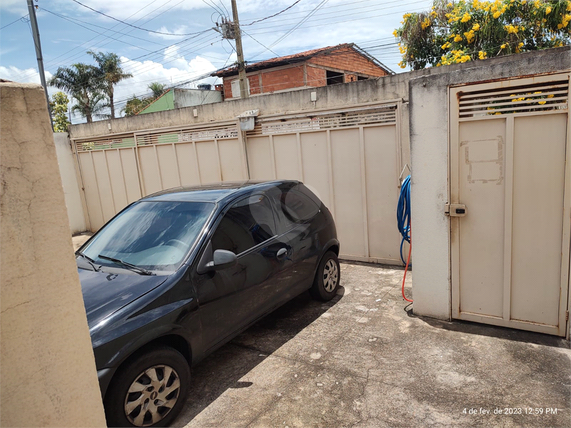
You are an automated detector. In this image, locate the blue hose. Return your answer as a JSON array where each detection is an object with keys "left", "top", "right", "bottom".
[{"left": 397, "top": 175, "right": 411, "bottom": 265}]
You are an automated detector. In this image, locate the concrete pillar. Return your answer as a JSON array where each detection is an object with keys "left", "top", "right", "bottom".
[{"left": 0, "top": 82, "right": 106, "bottom": 427}]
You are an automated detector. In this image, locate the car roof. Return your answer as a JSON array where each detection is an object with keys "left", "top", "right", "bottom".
[{"left": 141, "top": 180, "right": 299, "bottom": 203}]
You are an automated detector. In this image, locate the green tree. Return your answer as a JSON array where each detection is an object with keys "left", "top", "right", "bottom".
[
  {"left": 148, "top": 82, "right": 166, "bottom": 99},
  {"left": 49, "top": 91, "right": 71, "bottom": 132},
  {"left": 395, "top": 0, "right": 571, "bottom": 70},
  {"left": 88, "top": 51, "right": 133, "bottom": 119},
  {"left": 49, "top": 63, "right": 106, "bottom": 123},
  {"left": 122, "top": 95, "right": 150, "bottom": 117}
]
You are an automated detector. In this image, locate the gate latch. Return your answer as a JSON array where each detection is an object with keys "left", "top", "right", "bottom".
[{"left": 445, "top": 203, "right": 467, "bottom": 217}]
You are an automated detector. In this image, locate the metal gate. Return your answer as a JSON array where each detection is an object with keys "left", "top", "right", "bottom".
[
  {"left": 72, "top": 102, "right": 405, "bottom": 264},
  {"left": 449, "top": 73, "right": 571, "bottom": 336}
]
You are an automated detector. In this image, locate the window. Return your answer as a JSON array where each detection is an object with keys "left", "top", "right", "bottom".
[
  {"left": 82, "top": 201, "right": 214, "bottom": 272},
  {"left": 212, "top": 195, "right": 277, "bottom": 255},
  {"left": 279, "top": 188, "right": 320, "bottom": 226},
  {"left": 326, "top": 70, "right": 344, "bottom": 85}
]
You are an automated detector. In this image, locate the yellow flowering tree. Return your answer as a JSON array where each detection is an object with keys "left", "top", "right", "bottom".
[{"left": 395, "top": 0, "right": 571, "bottom": 69}]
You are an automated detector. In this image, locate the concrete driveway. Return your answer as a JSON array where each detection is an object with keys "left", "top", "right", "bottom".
[
  {"left": 72, "top": 235, "right": 570, "bottom": 427},
  {"left": 174, "top": 262, "right": 570, "bottom": 428}
]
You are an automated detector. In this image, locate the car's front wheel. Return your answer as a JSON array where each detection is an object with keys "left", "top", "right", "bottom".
[
  {"left": 310, "top": 251, "right": 340, "bottom": 301},
  {"left": 104, "top": 346, "right": 190, "bottom": 427}
]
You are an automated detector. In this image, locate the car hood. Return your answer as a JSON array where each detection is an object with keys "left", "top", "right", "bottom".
[{"left": 79, "top": 268, "right": 168, "bottom": 330}]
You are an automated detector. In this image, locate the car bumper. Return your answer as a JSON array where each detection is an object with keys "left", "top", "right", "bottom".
[{"left": 97, "top": 367, "right": 115, "bottom": 398}]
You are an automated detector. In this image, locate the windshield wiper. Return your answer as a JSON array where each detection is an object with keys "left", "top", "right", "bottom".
[
  {"left": 77, "top": 251, "right": 101, "bottom": 272},
  {"left": 98, "top": 254, "right": 154, "bottom": 276}
]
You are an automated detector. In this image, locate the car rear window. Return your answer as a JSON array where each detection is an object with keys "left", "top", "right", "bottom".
[{"left": 279, "top": 188, "right": 320, "bottom": 224}]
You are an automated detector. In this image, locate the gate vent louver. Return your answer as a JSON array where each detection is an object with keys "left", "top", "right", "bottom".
[
  {"left": 74, "top": 134, "right": 135, "bottom": 152},
  {"left": 458, "top": 79, "right": 569, "bottom": 118},
  {"left": 135, "top": 123, "right": 239, "bottom": 147},
  {"left": 247, "top": 106, "right": 397, "bottom": 137}
]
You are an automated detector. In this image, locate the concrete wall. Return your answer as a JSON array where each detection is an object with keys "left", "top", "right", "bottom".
[
  {"left": 174, "top": 88, "right": 222, "bottom": 108},
  {"left": 54, "top": 133, "right": 88, "bottom": 234},
  {"left": 69, "top": 73, "right": 411, "bottom": 140},
  {"left": 409, "top": 47, "right": 571, "bottom": 320},
  {"left": 0, "top": 82, "right": 106, "bottom": 427}
]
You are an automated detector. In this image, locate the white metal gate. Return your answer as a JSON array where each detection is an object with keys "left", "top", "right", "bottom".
[
  {"left": 245, "top": 103, "right": 404, "bottom": 263},
  {"left": 72, "top": 102, "right": 406, "bottom": 264},
  {"left": 450, "top": 73, "right": 571, "bottom": 336},
  {"left": 74, "top": 121, "right": 247, "bottom": 231}
]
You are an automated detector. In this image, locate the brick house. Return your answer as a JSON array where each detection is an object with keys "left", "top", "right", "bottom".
[{"left": 212, "top": 43, "right": 394, "bottom": 99}]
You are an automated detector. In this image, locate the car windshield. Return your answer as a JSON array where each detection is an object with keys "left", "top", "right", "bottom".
[{"left": 81, "top": 201, "right": 214, "bottom": 273}]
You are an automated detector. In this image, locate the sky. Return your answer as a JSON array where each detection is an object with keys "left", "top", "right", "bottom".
[{"left": 0, "top": 0, "right": 433, "bottom": 123}]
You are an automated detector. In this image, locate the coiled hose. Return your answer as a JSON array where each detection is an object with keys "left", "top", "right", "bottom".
[{"left": 397, "top": 175, "right": 412, "bottom": 302}]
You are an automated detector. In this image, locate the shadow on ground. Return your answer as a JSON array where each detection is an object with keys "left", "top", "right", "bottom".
[
  {"left": 173, "top": 291, "right": 342, "bottom": 426},
  {"left": 417, "top": 315, "right": 570, "bottom": 349}
]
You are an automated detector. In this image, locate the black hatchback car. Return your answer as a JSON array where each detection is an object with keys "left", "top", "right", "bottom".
[{"left": 76, "top": 180, "right": 340, "bottom": 427}]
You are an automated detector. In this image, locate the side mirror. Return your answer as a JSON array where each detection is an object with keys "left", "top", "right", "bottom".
[{"left": 206, "top": 249, "right": 237, "bottom": 271}]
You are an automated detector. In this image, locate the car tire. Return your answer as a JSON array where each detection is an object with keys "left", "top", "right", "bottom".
[
  {"left": 310, "top": 251, "right": 340, "bottom": 301},
  {"left": 104, "top": 346, "right": 190, "bottom": 428}
]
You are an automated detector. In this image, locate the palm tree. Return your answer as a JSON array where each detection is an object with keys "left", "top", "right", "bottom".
[
  {"left": 148, "top": 82, "right": 167, "bottom": 99},
  {"left": 49, "top": 63, "right": 106, "bottom": 123},
  {"left": 88, "top": 51, "right": 133, "bottom": 119}
]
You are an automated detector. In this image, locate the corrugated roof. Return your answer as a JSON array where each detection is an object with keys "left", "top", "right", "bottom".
[{"left": 212, "top": 43, "right": 394, "bottom": 77}]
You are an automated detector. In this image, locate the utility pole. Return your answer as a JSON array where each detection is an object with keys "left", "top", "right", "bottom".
[
  {"left": 230, "top": 0, "right": 248, "bottom": 99},
  {"left": 27, "top": 0, "right": 53, "bottom": 128}
]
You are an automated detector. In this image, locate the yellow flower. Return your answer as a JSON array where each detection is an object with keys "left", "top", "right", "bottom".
[
  {"left": 546, "top": 6, "right": 552, "bottom": 14},
  {"left": 454, "top": 34, "right": 463, "bottom": 42},
  {"left": 398, "top": 61, "right": 407, "bottom": 69},
  {"left": 538, "top": 100, "right": 546, "bottom": 105},
  {"left": 522, "top": 0, "right": 526, "bottom": 3},
  {"left": 568, "top": 2, "right": 571, "bottom": 11},
  {"left": 478, "top": 51, "right": 487, "bottom": 59},
  {"left": 421, "top": 17, "right": 431, "bottom": 30},
  {"left": 493, "top": 11, "right": 501, "bottom": 18},
  {"left": 505, "top": 24, "right": 518, "bottom": 34},
  {"left": 461, "top": 13, "right": 471, "bottom": 22},
  {"left": 501, "top": 43, "right": 507, "bottom": 49},
  {"left": 472, "top": 23, "right": 480, "bottom": 31},
  {"left": 518, "top": 42, "right": 523, "bottom": 47},
  {"left": 393, "top": 29, "right": 398, "bottom": 37}
]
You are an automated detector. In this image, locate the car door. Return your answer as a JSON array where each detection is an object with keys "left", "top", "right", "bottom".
[
  {"left": 192, "top": 194, "right": 286, "bottom": 353},
  {"left": 268, "top": 183, "right": 322, "bottom": 301}
]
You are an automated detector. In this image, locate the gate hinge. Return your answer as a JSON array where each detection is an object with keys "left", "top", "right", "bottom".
[
  {"left": 566, "top": 311, "right": 569, "bottom": 321},
  {"left": 445, "top": 203, "right": 467, "bottom": 217}
]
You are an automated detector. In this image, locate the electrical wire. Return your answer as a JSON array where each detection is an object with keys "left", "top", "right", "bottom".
[
  {"left": 254, "top": 0, "right": 330, "bottom": 57},
  {"left": 0, "top": 13, "right": 29, "bottom": 31},
  {"left": 397, "top": 174, "right": 412, "bottom": 303},
  {"left": 243, "top": 0, "right": 302, "bottom": 26},
  {"left": 69, "top": 0, "right": 209, "bottom": 36}
]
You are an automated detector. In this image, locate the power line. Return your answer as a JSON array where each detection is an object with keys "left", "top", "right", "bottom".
[
  {"left": 251, "top": 0, "right": 329, "bottom": 59},
  {"left": 243, "top": 0, "right": 302, "bottom": 26},
  {"left": 69, "top": 0, "right": 209, "bottom": 36},
  {"left": 17, "top": 0, "right": 175, "bottom": 81},
  {"left": 0, "top": 13, "right": 29, "bottom": 31}
]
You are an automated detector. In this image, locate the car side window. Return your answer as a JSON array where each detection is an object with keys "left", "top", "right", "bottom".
[
  {"left": 211, "top": 195, "right": 277, "bottom": 255},
  {"left": 278, "top": 188, "right": 320, "bottom": 227}
]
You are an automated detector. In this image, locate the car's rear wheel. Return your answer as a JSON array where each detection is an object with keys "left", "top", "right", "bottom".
[
  {"left": 104, "top": 346, "right": 190, "bottom": 427},
  {"left": 310, "top": 251, "right": 340, "bottom": 301}
]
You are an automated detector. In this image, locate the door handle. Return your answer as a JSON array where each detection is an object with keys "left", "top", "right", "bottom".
[{"left": 276, "top": 248, "right": 287, "bottom": 259}]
